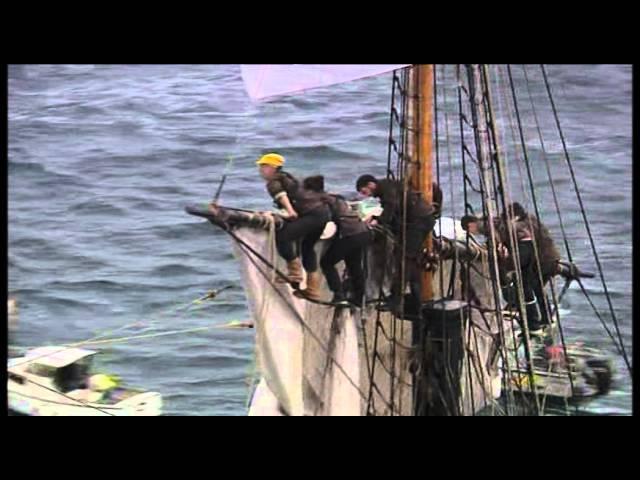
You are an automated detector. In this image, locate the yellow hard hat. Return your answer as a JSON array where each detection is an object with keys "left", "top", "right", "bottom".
[{"left": 256, "top": 153, "right": 285, "bottom": 167}]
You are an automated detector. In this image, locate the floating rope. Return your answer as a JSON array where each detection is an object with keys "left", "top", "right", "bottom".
[
  {"left": 9, "top": 286, "right": 236, "bottom": 369},
  {"left": 65, "top": 321, "right": 254, "bottom": 347}
]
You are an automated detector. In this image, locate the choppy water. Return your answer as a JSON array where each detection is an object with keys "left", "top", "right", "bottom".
[{"left": 8, "top": 64, "right": 632, "bottom": 415}]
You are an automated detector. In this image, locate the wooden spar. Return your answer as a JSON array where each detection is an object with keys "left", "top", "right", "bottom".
[
  {"left": 407, "top": 64, "right": 434, "bottom": 302},
  {"left": 419, "top": 65, "right": 434, "bottom": 301}
]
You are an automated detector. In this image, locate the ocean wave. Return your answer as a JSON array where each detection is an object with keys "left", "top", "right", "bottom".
[
  {"left": 149, "top": 221, "right": 219, "bottom": 240},
  {"left": 10, "top": 237, "right": 58, "bottom": 252},
  {"left": 151, "top": 264, "right": 208, "bottom": 277},
  {"left": 40, "top": 295, "right": 109, "bottom": 310},
  {"left": 44, "top": 279, "right": 135, "bottom": 292},
  {"left": 262, "top": 144, "right": 360, "bottom": 162},
  {"left": 169, "top": 354, "right": 248, "bottom": 371},
  {"left": 8, "top": 160, "right": 49, "bottom": 174},
  {"left": 141, "top": 185, "right": 189, "bottom": 196},
  {"left": 9, "top": 160, "right": 88, "bottom": 190},
  {"left": 68, "top": 200, "right": 127, "bottom": 216}
]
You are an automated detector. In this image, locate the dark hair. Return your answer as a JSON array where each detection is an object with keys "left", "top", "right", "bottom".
[
  {"left": 461, "top": 214, "right": 478, "bottom": 231},
  {"left": 303, "top": 175, "right": 325, "bottom": 193},
  {"left": 509, "top": 202, "right": 527, "bottom": 219},
  {"left": 356, "top": 174, "right": 377, "bottom": 192}
]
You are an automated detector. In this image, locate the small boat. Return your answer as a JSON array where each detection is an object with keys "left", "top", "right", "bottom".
[
  {"left": 8, "top": 346, "right": 162, "bottom": 416},
  {"left": 504, "top": 335, "right": 615, "bottom": 404}
]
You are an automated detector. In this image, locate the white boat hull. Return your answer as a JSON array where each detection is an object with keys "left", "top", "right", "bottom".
[{"left": 8, "top": 389, "right": 162, "bottom": 416}]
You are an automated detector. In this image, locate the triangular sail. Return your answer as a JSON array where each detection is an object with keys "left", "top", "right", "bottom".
[{"left": 240, "top": 64, "right": 410, "bottom": 100}]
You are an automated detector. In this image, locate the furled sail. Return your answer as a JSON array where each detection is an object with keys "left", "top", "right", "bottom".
[{"left": 240, "top": 64, "right": 410, "bottom": 100}]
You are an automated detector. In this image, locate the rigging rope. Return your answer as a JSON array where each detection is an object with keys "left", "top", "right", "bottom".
[
  {"left": 491, "top": 65, "right": 557, "bottom": 412},
  {"left": 540, "top": 64, "right": 631, "bottom": 376},
  {"left": 441, "top": 64, "right": 477, "bottom": 412},
  {"left": 435, "top": 65, "right": 445, "bottom": 299},
  {"left": 469, "top": 64, "right": 538, "bottom": 414},
  {"left": 496, "top": 64, "right": 571, "bottom": 411}
]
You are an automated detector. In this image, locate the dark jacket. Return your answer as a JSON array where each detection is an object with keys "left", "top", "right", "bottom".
[
  {"left": 499, "top": 216, "right": 533, "bottom": 243},
  {"left": 478, "top": 215, "right": 531, "bottom": 243},
  {"left": 528, "top": 215, "right": 561, "bottom": 279},
  {"left": 480, "top": 214, "right": 561, "bottom": 279},
  {"left": 374, "top": 179, "right": 435, "bottom": 232},
  {"left": 325, "top": 194, "right": 369, "bottom": 238},
  {"left": 266, "top": 170, "right": 327, "bottom": 215}
]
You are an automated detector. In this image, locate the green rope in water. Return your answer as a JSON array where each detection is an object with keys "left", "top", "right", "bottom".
[
  {"left": 10, "top": 287, "right": 236, "bottom": 368},
  {"left": 69, "top": 321, "right": 253, "bottom": 347}
]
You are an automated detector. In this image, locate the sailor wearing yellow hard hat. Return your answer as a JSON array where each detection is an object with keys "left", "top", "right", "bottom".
[
  {"left": 256, "top": 153, "right": 330, "bottom": 301},
  {"left": 256, "top": 152, "right": 285, "bottom": 169}
]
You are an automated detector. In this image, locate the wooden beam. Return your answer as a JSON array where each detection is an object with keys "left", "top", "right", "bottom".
[{"left": 418, "top": 64, "right": 434, "bottom": 302}]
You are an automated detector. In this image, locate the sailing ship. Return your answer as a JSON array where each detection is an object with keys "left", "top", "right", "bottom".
[{"left": 186, "top": 64, "right": 628, "bottom": 416}]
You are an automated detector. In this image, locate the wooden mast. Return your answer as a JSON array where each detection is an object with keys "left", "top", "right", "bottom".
[
  {"left": 407, "top": 64, "right": 436, "bottom": 416},
  {"left": 418, "top": 65, "right": 434, "bottom": 302},
  {"left": 407, "top": 64, "right": 434, "bottom": 302}
]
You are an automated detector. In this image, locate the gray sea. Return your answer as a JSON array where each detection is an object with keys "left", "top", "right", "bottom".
[{"left": 7, "top": 64, "right": 632, "bottom": 415}]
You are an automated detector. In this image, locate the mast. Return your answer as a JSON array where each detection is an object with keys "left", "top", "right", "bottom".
[
  {"left": 407, "top": 64, "right": 437, "bottom": 416},
  {"left": 418, "top": 65, "right": 434, "bottom": 301},
  {"left": 407, "top": 64, "right": 434, "bottom": 301}
]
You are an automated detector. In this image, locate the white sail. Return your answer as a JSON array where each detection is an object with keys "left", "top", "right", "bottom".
[
  {"left": 231, "top": 228, "right": 305, "bottom": 416},
  {"left": 326, "top": 309, "right": 361, "bottom": 416},
  {"left": 227, "top": 223, "right": 362, "bottom": 416},
  {"left": 248, "top": 378, "right": 285, "bottom": 416},
  {"left": 240, "top": 64, "right": 410, "bottom": 100}
]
